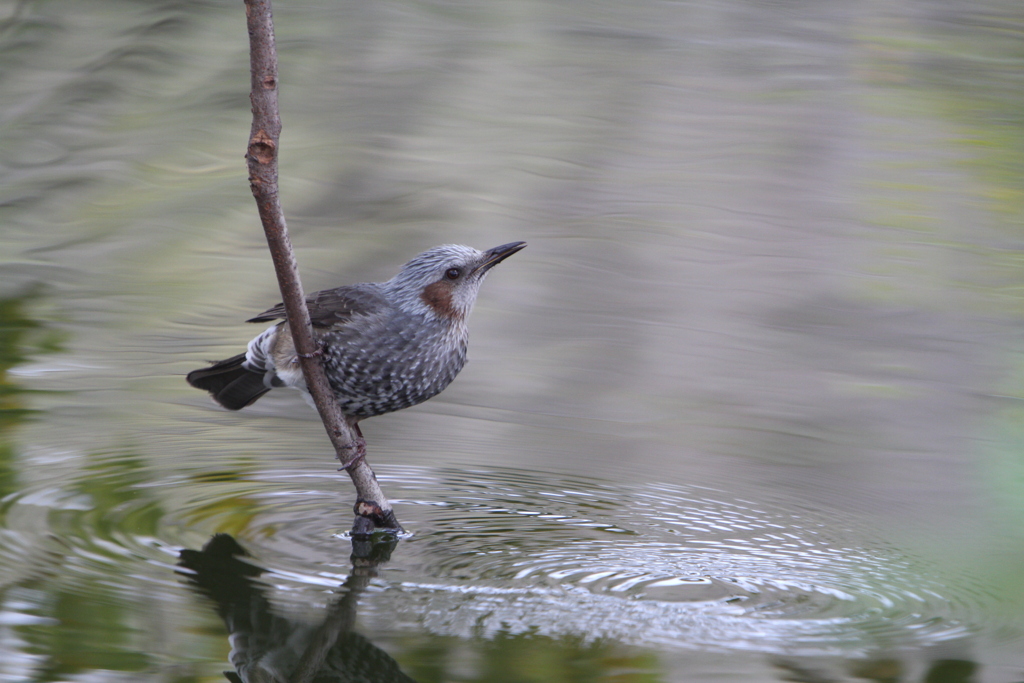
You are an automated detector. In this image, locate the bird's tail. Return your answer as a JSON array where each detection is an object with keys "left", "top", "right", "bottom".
[{"left": 187, "top": 353, "right": 270, "bottom": 410}]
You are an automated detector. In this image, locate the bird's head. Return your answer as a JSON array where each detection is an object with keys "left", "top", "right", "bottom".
[{"left": 385, "top": 242, "right": 526, "bottom": 322}]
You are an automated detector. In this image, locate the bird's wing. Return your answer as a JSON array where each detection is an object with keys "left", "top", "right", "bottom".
[{"left": 246, "top": 284, "right": 391, "bottom": 328}]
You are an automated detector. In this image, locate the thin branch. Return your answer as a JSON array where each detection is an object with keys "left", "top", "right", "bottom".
[{"left": 242, "top": 0, "right": 402, "bottom": 533}]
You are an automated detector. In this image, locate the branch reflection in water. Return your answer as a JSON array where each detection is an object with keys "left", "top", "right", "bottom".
[{"left": 178, "top": 534, "right": 413, "bottom": 683}]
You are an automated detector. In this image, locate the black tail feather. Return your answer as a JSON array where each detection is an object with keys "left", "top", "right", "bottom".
[{"left": 187, "top": 353, "right": 270, "bottom": 410}]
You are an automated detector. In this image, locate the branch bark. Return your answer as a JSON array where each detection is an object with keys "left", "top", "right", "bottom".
[{"left": 242, "top": 0, "right": 402, "bottom": 533}]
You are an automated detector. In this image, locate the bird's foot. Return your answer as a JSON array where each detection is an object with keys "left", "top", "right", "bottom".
[
  {"left": 337, "top": 436, "right": 367, "bottom": 471},
  {"left": 298, "top": 341, "right": 325, "bottom": 359}
]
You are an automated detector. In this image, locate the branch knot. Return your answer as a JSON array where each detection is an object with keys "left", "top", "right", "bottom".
[{"left": 248, "top": 129, "right": 276, "bottom": 165}]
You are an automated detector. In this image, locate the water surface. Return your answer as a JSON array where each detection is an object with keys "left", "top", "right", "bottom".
[{"left": 2, "top": 0, "right": 1024, "bottom": 681}]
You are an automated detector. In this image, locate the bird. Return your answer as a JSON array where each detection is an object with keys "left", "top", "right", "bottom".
[{"left": 187, "top": 241, "right": 525, "bottom": 461}]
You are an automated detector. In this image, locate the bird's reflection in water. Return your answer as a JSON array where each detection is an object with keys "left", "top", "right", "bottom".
[{"left": 178, "top": 534, "right": 414, "bottom": 683}]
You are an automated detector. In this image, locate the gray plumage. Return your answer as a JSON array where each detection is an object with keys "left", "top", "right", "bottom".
[{"left": 187, "top": 242, "right": 525, "bottom": 420}]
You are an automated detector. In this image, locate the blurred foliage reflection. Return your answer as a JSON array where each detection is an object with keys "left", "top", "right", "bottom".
[{"left": 0, "top": 289, "right": 64, "bottom": 495}]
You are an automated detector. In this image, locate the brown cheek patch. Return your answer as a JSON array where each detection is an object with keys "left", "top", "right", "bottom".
[{"left": 421, "top": 281, "right": 460, "bottom": 319}]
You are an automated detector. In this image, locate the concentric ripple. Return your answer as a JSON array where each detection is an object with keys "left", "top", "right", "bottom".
[
  {"left": 0, "top": 460, "right": 993, "bottom": 658},
  {"left": 354, "top": 467, "right": 988, "bottom": 656}
]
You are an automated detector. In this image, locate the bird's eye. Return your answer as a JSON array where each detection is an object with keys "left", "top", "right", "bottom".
[{"left": 445, "top": 267, "right": 462, "bottom": 280}]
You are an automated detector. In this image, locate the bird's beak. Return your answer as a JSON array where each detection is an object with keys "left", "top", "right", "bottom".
[{"left": 474, "top": 241, "right": 527, "bottom": 275}]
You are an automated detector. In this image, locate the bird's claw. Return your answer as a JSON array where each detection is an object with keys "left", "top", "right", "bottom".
[
  {"left": 338, "top": 451, "right": 366, "bottom": 471},
  {"left": 298, "top": 341, "right": 325, "bottom": 359},
  {"left": 337, "top": 437, "right": 367, "bottom": 471}
]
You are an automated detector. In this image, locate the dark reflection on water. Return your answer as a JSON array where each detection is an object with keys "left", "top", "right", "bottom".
[{"left": 179, "top": 534, "right": 415, "bottom": 683}]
